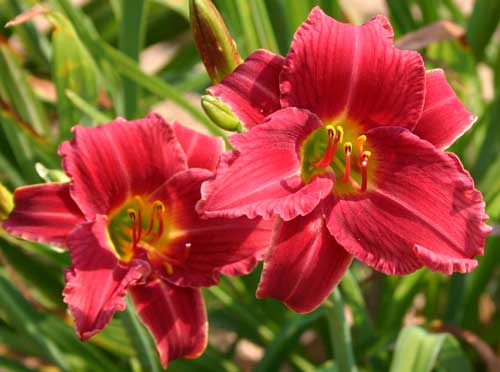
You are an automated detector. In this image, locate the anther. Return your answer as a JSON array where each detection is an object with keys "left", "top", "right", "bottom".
[
  {"left": 361, "top": 152, "right": 370, "bottom": 192},
  {"left": 128, "top": 209, "right": 139, "bottom": 247},
  {"left": 342, "top": 142, "right": 352, "bottom": 183},
  {"left": 357, "top": 135, "right": 366, "bottom": 165},
  {"left": 335, "top": 126, "right": 344, "bottom": 143},
  {"left": 314, "top": 125, "right": 340, "bottom": 168}
]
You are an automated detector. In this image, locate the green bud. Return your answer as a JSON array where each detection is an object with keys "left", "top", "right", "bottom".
[
  {"left": 190, "top": 0, "right": 243, "bottom": 83},
  {"left": 0, "top": 183, "right": 13, "bottom": 221},
  {"left": 201, "top": 95, "right": 242, "bottom": 132}
]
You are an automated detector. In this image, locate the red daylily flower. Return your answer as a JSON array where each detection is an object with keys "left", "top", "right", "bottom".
[
  {"left": 3, "top": 113, "right": 272, "bottom": 367},
  {"left": 198, "top": 7, "right": 491, "bottom": 313}
]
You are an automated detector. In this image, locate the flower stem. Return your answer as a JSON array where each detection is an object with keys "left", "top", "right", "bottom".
[{"left": 324, "top": 287, "right": 358, "bottom": 372}]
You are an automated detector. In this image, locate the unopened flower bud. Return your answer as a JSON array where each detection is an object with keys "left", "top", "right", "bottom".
[
  {"left": 190, "top": 0, "right": 243, "bottom": 83},
  {"left": 201, "top": 95, "right": 242, "bottom": 132}
]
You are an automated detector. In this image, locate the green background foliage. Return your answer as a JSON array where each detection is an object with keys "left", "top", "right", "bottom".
[{"left": 0, "top": 0, "right": 499, "bottom": 371}]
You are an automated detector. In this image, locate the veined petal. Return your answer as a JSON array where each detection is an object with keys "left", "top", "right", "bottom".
[
  {"left": 130, "top": 279, "right": 207, "bottom": 369},
  {"left": 2, "top": 183, "right": 84, "bottom": 247},
  {"left": 256, "top": 209, "right": 352, "bottom": 313},
  {"left": 413, "top": 69, "right": 477, "bottom": 149},
  {"left": 150, "top": 169, "right": 272, "bottom": 287},
  {"left": 324, "top": 127, "right": 490, "bottom": 275},
  {"left": 59, "top": 113, "right": 187, "bottom": 219},
  {"left": 207, "top": 49, "right": 284, "bottom": 129},
  {"left": 173, "top": 122, "right": 223, "bottom": 172},
  {"left": 198, "top": 108, "right": 334, "bottom": 220},
  {"left": 63, "top": 215, "right": 151, "bottom": 340},
  {"left": 280, "top": 7, "right": 425, "bottom": 129}
]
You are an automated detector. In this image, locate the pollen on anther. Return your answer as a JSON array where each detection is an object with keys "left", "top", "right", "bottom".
[
  {"left": 335, "top": 126, "right": 344, "bottom": 142},
  {"left": 342, "top": 142, "right": 352, "bottom": 183}
]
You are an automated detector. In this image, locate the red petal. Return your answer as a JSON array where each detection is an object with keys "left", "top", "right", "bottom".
[
  {"left": 207, "top": 49, "right": 284, "bottom": 129},
  {"left": 59, "top": 113, "right": 187, "bottom": 219},
  {"left": 257, "top": 209, "right": 352, "bottom": 313},
  {"left": 173, "top": 122, "right": 223, "bottom": 172},
  {"left": 280, "top": 7, "right": 425, "bottom": 129},
  {"left": 324, "top": 127, "right": 490, "bottom": 275},
  {"left": 149, "top": 168, "right": 272, "bottom": 287},
  {"left": 413, "top": 69, "right": 477, "bottom": 149},
  {"left": 63, "top": 215, "right": 150, "bottom": 340},
  {"left": 130, "top": 279, "right": 207, "bottom": 368},
  {"left": 198, "top": 108, "right": 334, "bottom": 220},
  {"left": 2, "top": 183, "right": 84, "bottom": 247}
]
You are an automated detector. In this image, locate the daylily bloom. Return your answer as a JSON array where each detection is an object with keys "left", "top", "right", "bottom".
[
  {"left": 198, "top": 7, "right": 491, "bottom": 313},
  {"left": 3, "top": 113, "right": 272, "bottom": 367}
]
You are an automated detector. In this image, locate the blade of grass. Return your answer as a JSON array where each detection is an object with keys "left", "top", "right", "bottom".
[
  {"left": 466, "top": 0, "right": 500, "bottom": 61},
  {"left": 0, "top": 43, "right": 50, "bottom": 137},
  {"left": 51, "top": 0, "right": 225, "bottom": 138},
  {"left": 254, "top": 309, "right": 323, "bottom": 372},
  {"left": 65, "top": 89, "right": 111, "bottom": 123},
  {"left": 0, "top": 110, "right": 39, "bottom": 183},
  {"left": 234, "top": 0, "right": 260, "bottom": 55},
  {"left": 386, "top": 0, "right": 418, "bottom": 34},
  {"left": 49, "top": 11, "right": 99, "bottom": 139},
  {"left": 0, "top": 276, "right": 69, "bottom": 371},
  {"left": 248, "top": 0, "right": 279, "bottom": 53},
  {"left": 5, "top": 0, "right": 51, "bottom": 67},
  {"left": 118, "top": 0, "right": 146, "bottom": 119}
]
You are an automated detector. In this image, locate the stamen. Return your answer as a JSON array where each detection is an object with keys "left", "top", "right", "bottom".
[
  {"left": 361, "top": 152, "right": 370, "bottom": 192},
  {"left": 147, "top": 202, "right": 166, "bottom": 244},
  {"left": 335, "top": 126, "right": 344, "bottom": 143},
  {"left": 128, "top": 209, "right": 139, "bottom": 247},
  {"left": 357, "top": 135, "right": 366, "bottom": 166},
  {"left": 144, "top": 200, "right": 164, "bottom": 237},
  {"left": 314, "top": 125, "right": 339, "bottom": 168},
  {"left": 342, "top": 142, "right": 352, "bottom": 183}
]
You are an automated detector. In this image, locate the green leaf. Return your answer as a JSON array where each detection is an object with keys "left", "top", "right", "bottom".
[
  {"left": 339, "top": 270, "right": 375, "bottom": 350},
  {"left": 118, "top": 0, "right": 146, "bottom": 119},
  {"left": 435, "top": 335, "right": 473, "bottom": 372},
  {"left": 254, "top": 309, "right": 323, "bottom": 372},
  {"left": 234, "top": 0, "right": 260, "bottom": 55},
  {"left": 0, "top": 43, "right": 50, "bottom": 137},
  {"left": 324, "top": 288, "right": 358, "bottom": 372},
  {"left": 248, "top": 0, "right": 279, "bottom": 53},
  {"left": 466, "top": 0, "right": 500, "bottom": 61},
  {"left": 0, "top": 237, "right": 64, "bottom": 308},
  {"left": 0, "top": 275, "right": 70, "bottom": 371},
  {"left": 48, "top": 11, "right": 99, "bottom": 139},
  {"left": 65, "top": 89, "right": 111, "bottom": 124},
  {"left": 121, "top": 297, "right": 162, "bottom": 372},
  {"left": 386, "top": 0, "right": 418, "bottom": 34},
  {"left": 4, "top": 0, "right": 51, "bottom": 68},
  {"left": 390, "top": 326, "right": 446, "bottom": 372},
  {"left": 0, "top": 109, "right": 39, "bottom": 183}
]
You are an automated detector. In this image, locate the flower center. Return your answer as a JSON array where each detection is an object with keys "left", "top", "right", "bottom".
[
  {"left": 107, "top": 196, "right": 189, "bottom": 274},
  {"left": 301, "top": 123, "right": 374, "bottom": 195}
]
